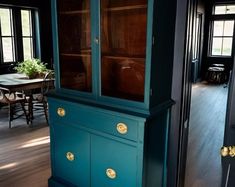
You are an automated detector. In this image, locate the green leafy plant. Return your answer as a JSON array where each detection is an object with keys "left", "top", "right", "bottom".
[{"left": 15, "top": 58, "right": 49, "bottom": 79}]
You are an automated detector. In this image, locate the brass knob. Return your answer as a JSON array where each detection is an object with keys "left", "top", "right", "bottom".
[
  {"left": 106, "top": 168, "right": 116, "bottom": 179},
  {"left": 221, "top": 146, "right": 235, "bottom": 157},
  {"left": 57, "top": 107, "right": 65, "bottom": 117},
  {"left": 66, "top": 152, "right": 75, "bottom": 161},
  {"left": 116, "top": 123, "right": 128, "bottom": 134}
]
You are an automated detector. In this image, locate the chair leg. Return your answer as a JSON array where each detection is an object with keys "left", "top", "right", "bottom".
[
  {"left": 8, "top": 104, "right": 13, "bottom": 128},
  {"left": 20, "top": 102, "right": 29, "bottom": 125},
  {"left": 27, "top": 96, "right": 33, "bottom": 124},
  {"left": 42, "top": 100, "right": 48, "bottom": 124}
]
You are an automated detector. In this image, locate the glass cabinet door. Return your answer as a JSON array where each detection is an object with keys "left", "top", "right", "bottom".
[
  {"left": 57, "top": 0, "right": 92, "bottom": 92},
  {"left": 100, "top": 0, "right": 148, "bottom": 102}
]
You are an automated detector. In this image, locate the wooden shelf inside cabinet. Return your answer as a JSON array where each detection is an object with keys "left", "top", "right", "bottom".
[
  {"left": 61, "top": 53, "right": 91, "bottom": 57},
  {"left": 102, "top": 55, "right": 145, "bottom": 62},
  {"left": 103, "top": 5, "right": 147, "bottom": 12},
  {"left": 59, "top": 10, "right": 90, "bottom": 15}
]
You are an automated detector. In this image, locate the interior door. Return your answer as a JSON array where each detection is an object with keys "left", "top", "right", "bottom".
[{"left": 221, "top": 60, "right": 235, "bottom": 187}]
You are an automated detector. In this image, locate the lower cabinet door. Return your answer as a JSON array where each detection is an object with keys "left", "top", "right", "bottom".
[
  {"left": 52, "top": 123, "right": 90, "bottom": 186},
  {"left": 91, "top": 135, "right": 138, "bottom": 187}
]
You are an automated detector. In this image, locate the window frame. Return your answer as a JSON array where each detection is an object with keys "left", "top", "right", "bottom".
[
  {"left": 21, "top": 8, "right": 35, "bottom": 60},
  {"left": 208, "top": 4, "right": 235, "bottom": 58},
  {"left": 0, "top": 7, "right": 16, "bottom": 63},
  {"left": 0, "top": 5, "right": 39, "bottom": 66}
]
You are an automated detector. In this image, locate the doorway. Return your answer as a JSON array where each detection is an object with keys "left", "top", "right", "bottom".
[
  {"left": 184, "top": 7, "right": 230, "bottom": 187},
  {"left": 184, "top": 82, "right": 228, "bottom": 187},
  {"left": 168, "top": 0, "right": 235, "bottom": 186},
  {"left": 181, "top": 2, "right": 234, "bottom": 187}
]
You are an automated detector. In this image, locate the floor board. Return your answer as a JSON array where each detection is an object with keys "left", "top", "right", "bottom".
[
  {"left": 184, "top": 82, "right": 228, "bottom": 187},
  {"left": 0, "top": 107, "right": 50, "bottom": 187}
]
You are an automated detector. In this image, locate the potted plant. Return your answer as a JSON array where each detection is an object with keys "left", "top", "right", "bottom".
[{"left": 15, "top": 58, "right": 49, "bottom": 79}]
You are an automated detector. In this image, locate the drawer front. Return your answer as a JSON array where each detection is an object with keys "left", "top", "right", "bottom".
[
  {"left": 52, "top": 123, "right": 90, "bottom": 186},
  {"left": 91, "top": 135, "right": 139, "bottom": 187},
  {"left": 48, "top": 99, "right": 140, "bottom": 142}
]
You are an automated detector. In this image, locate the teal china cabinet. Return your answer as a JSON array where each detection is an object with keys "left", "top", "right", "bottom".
[{"left": 48, "top": 0, "right": 176, "bottom": 186}]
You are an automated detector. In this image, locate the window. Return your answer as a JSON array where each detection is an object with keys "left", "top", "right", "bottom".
[
  {"left": 211, "top": 20, "right": 234, "bottom": 56},
  {"left": 21, "top": 10, "right": 34, "bottom": 60},
  {"left": 209, "top": 4, "right": 235, "bottom": 57},
  {"left": 0, "top": 8, "right": 15, "bottom": 63},
  {"left": 192, "top": 14, "right": 202, "bottom": 60},
  {"left": 214, "top": 5, "right": 235, "bottom": 15},
  {"left": 0, "top": 6, "right": 38, "bottom": 65}
]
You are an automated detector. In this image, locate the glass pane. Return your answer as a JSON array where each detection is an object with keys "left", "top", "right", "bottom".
[
  {"left": 213, "top": 21, "right": 224, "bottom": 36},
  {"left": 193, "top": 17, "right": 200, "bottom": 60},
  {"left": 226, "top": 5, "right": 235, "bottom": 14},
  {"left": 57, "top": 0, "right": 92, "bottom": 92},
  {"left": 23, "top": 38, "right": 33, "bottom": 60},
  {"left": 0, "top": 8, "right": 12, "bottom": 36},
  {"left": 214, "top": 6, "right": 226, "bottom": 14},
  {"left": 224, "top": 21, "right": 234, "bottom": 36},
  {"left": 222, "top": 38, "right": 233, "bottom": 56},
  {"left": 21, "top": 10, "right": 31, "bottom": 36},
  {"left": 2, "top": 37, "right": 14, "bottom": 62},
  {"left": 101, "top": 0, "right": 147, "bottom": 102},
  {"left": 212, "top": 37, "right": 222, "bottom": 56}
]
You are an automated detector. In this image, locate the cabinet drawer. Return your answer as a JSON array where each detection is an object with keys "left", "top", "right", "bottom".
[
  {"left": 52, "top": 123, "right": 90, "bottom": 186},
  {"left": 48, "top": 99, "right": 140, "bottom": 142},
  {"left": 91, "top": 135, "right": 138, "bottom": 187}
]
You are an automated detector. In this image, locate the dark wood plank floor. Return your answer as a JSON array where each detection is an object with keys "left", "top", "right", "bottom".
[
  {"left": 185, "top": 82, "right": 228, "bottom": 187},
  {"left": 0, "top": 107, "right": 50, "bottom": 187}
]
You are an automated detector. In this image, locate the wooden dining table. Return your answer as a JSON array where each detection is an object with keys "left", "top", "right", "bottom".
[
  {"left": 0, "top": 73, "right": 47, "bottom": 92},
  {"left": 0, "top": 73, "right": 54, "bottom": 123}
]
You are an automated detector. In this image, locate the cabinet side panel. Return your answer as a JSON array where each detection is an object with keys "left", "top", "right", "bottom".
[
  {"left": 144, "top": 109, "right": 170, "bottom": 186},
  {"left": 150, "top": 0, "right": 177, "bottom": 106}
]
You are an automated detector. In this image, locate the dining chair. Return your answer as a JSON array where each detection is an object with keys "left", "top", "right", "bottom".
[
  {"left": 29, "top": 71, "right": 54, "bottom": 124},
  {"left": 0, "top": 87, "right": 29, "bottom": 128}
]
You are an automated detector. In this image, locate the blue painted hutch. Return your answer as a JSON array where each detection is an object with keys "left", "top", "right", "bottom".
[{"left": 48, "top": 0, "right": 176, "bottom": 186}]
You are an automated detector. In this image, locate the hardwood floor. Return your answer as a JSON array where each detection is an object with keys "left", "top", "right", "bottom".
[
  {"left": 0, "top": 107, "right": 50, "bottom": 187},
  {"left": 184, "top": 82, "right": 228, "bottom": 187}
]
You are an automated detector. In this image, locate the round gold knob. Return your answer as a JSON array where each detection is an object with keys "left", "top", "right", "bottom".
[
  {"left": 57, "top": 108, "right": 65, "bottom": 117},
  {"left": 106, "top": 168, "right": 116, "bottom": 179},
  {"left": 116, "top": 123, "right": 128, "bottom": 134},
  {"left": 66, "top": 152, "right": 75, "bottom": 161},
  {"left": 229, "top": 146, "right": 235, "bottom": 157},
  {"left": 221, "top": 146, "right": 229, "bottom": 157},
  {"left": 221, "top": 146, "right": 235, "bottom": 157}
]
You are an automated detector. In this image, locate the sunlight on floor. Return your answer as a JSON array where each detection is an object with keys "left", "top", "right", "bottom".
[
  {"left": 0, "top": 162, "right": 18, "bottom": 170},
  {"left": 19, "top": 136, "right": 50, "bottom": 148}
]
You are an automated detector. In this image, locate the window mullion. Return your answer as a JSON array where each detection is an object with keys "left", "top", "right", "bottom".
[
  {"left": 0, "top": 18, "right": 3, "bottom": 63},
  {"left": 10, "top": 8, "right": 15, "bottom": 62},
  {"left": 221, "top": 21, "right": 225, "bottom": 55}
]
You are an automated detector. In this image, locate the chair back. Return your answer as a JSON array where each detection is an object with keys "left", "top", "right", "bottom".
[
  {"left": 0, "top": 87, "right": 16, "bottom": 104},
  {"left": 41, "top": 71, "right": 55, "bottom": 95}
]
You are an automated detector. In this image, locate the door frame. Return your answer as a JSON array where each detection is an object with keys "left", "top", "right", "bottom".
[
  {"left": 168, "top": 0, "right": 235, "bottom": 187},
  {"left": 167, "top": 0, "right": 197, "bottom": 186}
]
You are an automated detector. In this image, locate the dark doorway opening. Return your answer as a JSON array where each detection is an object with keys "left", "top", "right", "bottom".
[{"left": 184, "top": 82, "right": 228, "bottom": 187}]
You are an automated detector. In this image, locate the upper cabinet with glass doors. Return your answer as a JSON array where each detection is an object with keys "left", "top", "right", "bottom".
[
  {"left": 52, "top": 0, "right": 175, "bottom": 111},
  {"left": 100, "top": 0, "right": 147, "bottom": 102},
  {"left": 56, "top": 0, "right": 92, "bottom": 92}
]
